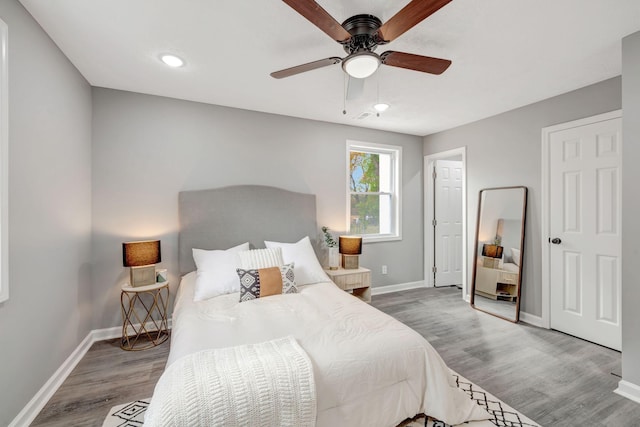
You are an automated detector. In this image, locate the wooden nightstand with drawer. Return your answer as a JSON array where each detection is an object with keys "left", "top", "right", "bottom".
[{"left": 324, "top": 267, "right": 371, "bottom": 303}]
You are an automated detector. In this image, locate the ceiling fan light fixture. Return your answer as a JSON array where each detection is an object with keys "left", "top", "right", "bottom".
[
  {"left": 160, "top": 54, "right": 185, "bottom": 68},
  {"left": 374, "top": 103, "right": 389, "bottom": 112},
  {"left": 342, "top": 51, "right": 380, "bottom": 79}
]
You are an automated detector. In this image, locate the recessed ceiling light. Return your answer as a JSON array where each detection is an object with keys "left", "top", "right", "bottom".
[
  {"left": 374, "top": 103, "right": 389, "bottom": 112},
  {"left": 160, "top": 54, "right": 185, "bottom": 68}
]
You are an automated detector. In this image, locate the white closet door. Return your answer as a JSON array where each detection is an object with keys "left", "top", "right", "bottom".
[
  {"left": 549, "top": 117, "right": 621, "bottom": 350},
  {"left": 434, "top": 160, "right": 463, "bottom": 287}
]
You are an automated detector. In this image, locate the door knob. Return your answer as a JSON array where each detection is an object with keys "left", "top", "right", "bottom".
[{"left": 551, "top": 237, "right": 562, "bottom": 244}]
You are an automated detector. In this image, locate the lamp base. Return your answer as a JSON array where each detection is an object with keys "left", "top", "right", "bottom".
[
  {"left": 482, "top": 257, "right": 501, "bottom": 269},
  {"left": 342, "top": 254, "right": 360, "bottom": 270},
  {"left": 130, "top": 265, "right": 156, "bottom": 287}
]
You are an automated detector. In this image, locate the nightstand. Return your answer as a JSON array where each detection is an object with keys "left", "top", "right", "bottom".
[
  {"left": 325, "top": 267, "right": 371, "bottom": 303},
  {"left": 120, "top": 281, "right": 170, "bottom": 351},
  {"left": 475, "top": 266, "right": 519, "bottom": 301}
]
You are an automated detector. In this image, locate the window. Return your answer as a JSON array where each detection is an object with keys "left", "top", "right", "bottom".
[
  {"left": 347, "top": 141, "right": 401, "bottom": 242},
  {"left": 0, "top": 19, "right": 7, "bottom": 303}
]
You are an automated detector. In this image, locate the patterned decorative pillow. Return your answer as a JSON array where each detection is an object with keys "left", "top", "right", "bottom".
[{"left": 237, "top": 263, "right": 297, "bottom": 302}]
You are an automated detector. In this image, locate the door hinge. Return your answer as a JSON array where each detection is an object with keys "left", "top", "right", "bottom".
[
  {"left": 432, "top": 219, "right": 437, "bottom": 227},
  {"left": 432, "top": 170, "right": 437, "bottom": 179},
  {"left": 432, "top": 266, "right": 437, "bottom": 273}
]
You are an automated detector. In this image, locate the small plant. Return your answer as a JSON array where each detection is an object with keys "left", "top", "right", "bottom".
[{"left": 321, "top": 226, "right": 338, "bottom": 248}]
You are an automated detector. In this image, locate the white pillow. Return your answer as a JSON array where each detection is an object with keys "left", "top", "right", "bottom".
[
  {"left": 511, "top": 247, "right": 521, "bottom": 266},
  {"left": 192, "top": 242, "right": 250, "bottom": 301},
  {"left": 265, "top": 236, "right": 329, "bottom": 286},
  {"left": 238, "top": 247, "right": 283, "bottom": 269}
]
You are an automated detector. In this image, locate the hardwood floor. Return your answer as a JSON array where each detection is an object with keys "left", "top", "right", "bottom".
[
  {"left": 31, "top": 339, "right": 169, "bottom": 427},
  {"left": 31, "top": 286, "right": 640, "bottom": 426},
  {"left": 375, "top": 287, "right": 640, "bottom": 427}
]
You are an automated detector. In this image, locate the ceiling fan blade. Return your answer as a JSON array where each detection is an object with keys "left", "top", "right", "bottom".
[
  {"left": 381, "top": 51, "right": 451, "bottom": 75},
  {"left": 282, "top": 0, "right": 352, "bottom": 42},
  {"left": 376, "top": 0, "right": 452, "bottom": 43},
  {"left": 270, "top": 57, "right": 342, "bottom": 79}
]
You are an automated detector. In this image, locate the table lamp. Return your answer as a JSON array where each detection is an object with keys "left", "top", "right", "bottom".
[
  {"left": 482, "top": 244, "right": 504, "bottom": 259},
  {"left": 339, "top": 236, "right": 362, "bottom": 269},
  {"left": 123, "top": 240, "right": 161, "bottom": 287},
  {"left": 481, "top": 243, "right": 503, "bottom": 269}
]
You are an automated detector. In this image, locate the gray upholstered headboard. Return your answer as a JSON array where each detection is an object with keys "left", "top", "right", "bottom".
[{"left": 178, "top": 185, "right": 318, "bottom": 275}]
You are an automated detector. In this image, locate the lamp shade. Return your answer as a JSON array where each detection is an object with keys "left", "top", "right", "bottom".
[
  {"left": 342, "top": 52, "right": 380, "bottom": 79},
  {"left": 482, "top": 244, "right": 503, "bottom": 259},
  {"left": 123, "top": 240, "right": 161, "bottom": 267},
  {"left": 339, "top": 236, "right": 362, "bottom": 255}
]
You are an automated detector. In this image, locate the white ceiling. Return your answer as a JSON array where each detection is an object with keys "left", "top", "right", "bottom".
[{"left": 19, "top": 0, "right": 640, "bottom": 136}]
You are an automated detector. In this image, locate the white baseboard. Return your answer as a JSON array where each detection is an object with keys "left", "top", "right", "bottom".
[
  {"left": 519, "top": 311, "right": 544, "bottom": 328},
  {"left": 615, "top": 380, "right": 640, "bottom": 404},
  {"left": 92, "top": 325, "right": 122, "bottom": 341},
  {"left": 9, "top": 319, "right": 172, "bottom": 427},
  {"left": 371, "top": 280, "right": 427, "bottom": 296},
  {"left": 91, "top": 318, "right": 173, "bottom": 342},
  {"left": 8, "top": 332, "right": 95, "bottom": 427}
]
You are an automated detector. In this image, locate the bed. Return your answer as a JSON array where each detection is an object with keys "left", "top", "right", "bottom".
[{"left": 146, "top": 185, "right": 488, "bottom": 426}]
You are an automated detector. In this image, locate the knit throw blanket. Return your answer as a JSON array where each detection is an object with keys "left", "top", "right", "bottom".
[{"left": 144, "top": 336, "right": 317, "bottom": 427}]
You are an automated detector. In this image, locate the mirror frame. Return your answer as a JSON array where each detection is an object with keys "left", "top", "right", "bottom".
[{"left": 470, "top": 186, "right": 528, "bottom": 322}]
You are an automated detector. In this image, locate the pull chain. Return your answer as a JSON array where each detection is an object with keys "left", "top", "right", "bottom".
[
  {"left": 376, "top": 72, "right": 380, "bottom": 117},
  {"left": 343, "top": 73, "right": 347, "bottom": 115}
]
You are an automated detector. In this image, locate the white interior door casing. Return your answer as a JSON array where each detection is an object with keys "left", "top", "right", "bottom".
[
  {"left": 434, "top": 160, "right": 463, "bottom": 287},
  {"left": 548, "top": 116, "right": 621, "bottom": 350},
  {"left": 424, "top": 148, "right": 467, "bottom": 298}
]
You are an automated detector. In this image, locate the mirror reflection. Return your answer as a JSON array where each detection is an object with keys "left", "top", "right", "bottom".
[{"left": 471, "top": 186, "right": 527, "bottom": 322}]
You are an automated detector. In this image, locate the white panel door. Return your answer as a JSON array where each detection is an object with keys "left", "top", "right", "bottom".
[
  {"left": 434, "top": 160, "right": 463, "bottom": 287},
  {"left": 549, "top": 117, "right": 621, "bottom": 350}
]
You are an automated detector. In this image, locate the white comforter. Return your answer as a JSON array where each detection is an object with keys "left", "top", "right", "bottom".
[{"left": 167, "top": 273, "right": 489, "bottom": 426}]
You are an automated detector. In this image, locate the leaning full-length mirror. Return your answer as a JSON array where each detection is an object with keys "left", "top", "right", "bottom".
[{"left": 471, "top": 186, "right": 527, "bottom": 322}]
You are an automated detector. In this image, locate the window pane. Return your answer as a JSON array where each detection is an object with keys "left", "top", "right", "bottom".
[
  {"left": 379, "top": 193, "right": 391, "bottom": 234},
  {"left": 347, "top": 141, "right": 400, "bottom": 240},
  {"left": 350, "top": 151, "right": 379, "bottom": 193},
  {"left": 379, "top": 152, "right": 392, "bottom": 193},
  {"left": 350, "top": 194, "right": 380, "bottom": 234}
]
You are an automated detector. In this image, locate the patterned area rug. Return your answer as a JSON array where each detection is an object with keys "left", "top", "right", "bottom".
[
  {"left": 103, "top": 399, "right": 148, "bottom": 427},
  {"left": 400, "top": 373, "right": 540, "bottom": 427},
  {"left": 102, "top": 372, "right": 540, "bottom": 427}
]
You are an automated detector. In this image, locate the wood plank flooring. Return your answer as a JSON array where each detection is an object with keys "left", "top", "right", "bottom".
[
  {"left": 374, "top": 287, "right": 640, "bottom": 427},
  {"left": 30, "top": 339, "right": 169, "bottom": 426},
  {"left": 31, "top": 286, "right": 640, "bottom": 426}
]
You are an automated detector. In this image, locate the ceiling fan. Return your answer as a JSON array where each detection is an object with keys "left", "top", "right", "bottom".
[{"left": 270, "top": 0, "right": 453, "bottom": 80}]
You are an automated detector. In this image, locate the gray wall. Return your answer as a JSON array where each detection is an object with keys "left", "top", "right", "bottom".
[
  {"left": 621, "top": 31, "right": 640, "bottom": 389},
  {"left": 0, "top": 0, "right": 92, "bottom": 425},
  {"left": 424, "top": 77, "right": 621, "bottom": 317},
  {"left": 91, "top": 88, "right": 424, "bottom": 329}
]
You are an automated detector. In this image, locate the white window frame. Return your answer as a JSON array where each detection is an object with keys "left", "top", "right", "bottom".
[
  {"left": 0, "top": 19, "right": 8, "bottom": 303},
  {"left": 346, "top": 140, "right": 402, "bottom": 243}
]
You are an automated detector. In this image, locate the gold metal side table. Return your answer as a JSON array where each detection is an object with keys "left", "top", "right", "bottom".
[{"left": 120, "top": 281, "right": 170, "bottom": 351}]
